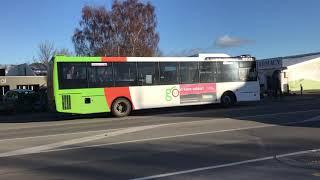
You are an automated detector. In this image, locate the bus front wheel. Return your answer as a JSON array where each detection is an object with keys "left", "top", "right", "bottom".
[
  {"left": 111, "top": 98, "right": 132, "bottom": 117},
  {"left": 221, "top": 92, "right": 236, "bottom": 107}
]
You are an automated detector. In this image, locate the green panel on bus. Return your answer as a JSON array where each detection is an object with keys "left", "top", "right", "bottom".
[
  {"left": 53, "top": 56, "right": 111, "bottom": 114},
  {"left": 55, "top": 88, "right": 109, "bottom": 114}
]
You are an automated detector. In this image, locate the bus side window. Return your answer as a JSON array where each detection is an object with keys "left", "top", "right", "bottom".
[
  {"left": 180, "top": 62, "right": 199, "bottom": 84},
  {"left": 58, "top": 62, "right": 88, "bottom": 89},
  {"left": 220, "top": 61, "right": 239, "bottom": 82},
  {"left": 137, "top": 62, "right": 158, "bottom": 86},
  {"left": 88, "top": 64, "right": 114, "bottom": 88},
  {"left": 114, "top": 62, "right": 138, "bottom": 87},
  {"left": 239, "top": 61, "right": 257, "bottom": 81},
  {"left": 159, "top": 62, "right": 178, "bottom": 85},
  {"left": 199, "top": 62, "right": 217, "bottom": 83}
]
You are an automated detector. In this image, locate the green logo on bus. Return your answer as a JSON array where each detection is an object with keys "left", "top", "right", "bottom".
[{"left": 165, "top": 86, "right": 179, "bottom": 101}]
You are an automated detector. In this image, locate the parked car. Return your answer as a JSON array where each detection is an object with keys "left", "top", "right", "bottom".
[
  {"left": 3, "top": 89, "right": 38, "bottom": 113},
  {"left": 33, "top": 87, "right": 48, "bottom": 112},
  {"left": 0, "top": 97, "right": 5, "bottom": 112}
]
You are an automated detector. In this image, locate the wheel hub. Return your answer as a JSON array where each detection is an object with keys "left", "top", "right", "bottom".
[
  {"left": 116, "top": 102, "right": 126, "bottom": 113},
  {"left": 223, "top": 96, "right": 231, "bottom": 104}
]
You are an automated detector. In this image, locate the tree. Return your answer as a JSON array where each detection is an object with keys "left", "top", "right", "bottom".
[
  {"left": 37, "top": 41, "right": 73, "bottom": 66},
  {"left": 72, "top": 0, "right": 159, "bottom": 57},
  {"left": 54, "top": 48, "right": 73, "bottom": 56},
  {"left": 38, "top": 41, "right": 55, "bottom": 65}
]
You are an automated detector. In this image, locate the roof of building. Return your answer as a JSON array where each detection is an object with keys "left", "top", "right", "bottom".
[
  {"left": 29, "top": 63, "right": 48, "bottom": 76},
  {"left": 29, "top": 63, "right": 47, "bottom": 71},
  {"left": 258, "top": 52, "right": 320, "bottom": 69},
  {"left": 6, "top": 64, "right": 35, "bottom": 76},
  {"left": 259, "top": 52, "right": 320, "bottom": 61},
  {"left": 282, "top": 52, "right": 320, "bottom": 67}
]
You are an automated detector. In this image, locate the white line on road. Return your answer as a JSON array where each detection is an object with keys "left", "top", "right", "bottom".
[
  {"left": 2, "top": 101, "right": 318, "bottom": 131},
  {"left": 0, "top": 124, "right": 166, "bottom": 158},
  {"left": 0, "top": 117, "right": 130, "bottom": 131},
  {"left": 0, "top": 128, "right": 125, "bottom": 142},
  {"left": 130, "top": 149, "right": 320, "bottom": 180},
  {"left": 47, "top": 124, "right": 274, "bottom": 152},
  {"left": 150, "top": 108, "right": 320, "bottom": 124},
  {"left": 45, "top": 115, "right": 320, "bottom": 154},
  {"left": 1, "top": 114, "right": 319, "bottom": 158},
  {"left": 154, "top": 107, "right": 320, "bottom": 119},
  {"left": 1, "top": 109, "right": 319, "bottom": 142},
  {"left": 236, "top": 109, "right": 320, "bottom": 119}
]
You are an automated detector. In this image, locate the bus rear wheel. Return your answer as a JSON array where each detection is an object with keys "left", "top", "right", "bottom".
[
  {"left": 221, "top": 92, "right": 236, "bottom": 107},
  {"left": 111, "top": 98, "right": 132, "bottom": 117}
]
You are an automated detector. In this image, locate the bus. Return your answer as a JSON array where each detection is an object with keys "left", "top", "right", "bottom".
[{"left": 49, "top": 54, "right": 259, "bottom": 117}]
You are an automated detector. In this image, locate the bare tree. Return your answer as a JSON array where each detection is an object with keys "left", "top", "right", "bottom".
[
  {"left": 37, "top": 41, "right": 73, "bottom": 66},
  {"left": 38, "top": 41, "right": 55, "bottom": 66},
  {"left": 54, "top": 48, "right": 73, "bottom": 56},
  {"left": 72, "top": 0, "right": 159, "bottom": 57}
]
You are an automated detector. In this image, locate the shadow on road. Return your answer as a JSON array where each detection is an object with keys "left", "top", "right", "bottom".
[
  {"left": 0, "top": 94, "right": 319, "bottom": 129},
  {"left": 1, "top": 133, "right": 319, "bottom": 179},
  {"left": 0, "top": 103, "right": 253, "bottom": 123},
  {"left": 0, "top": 96, "right": 319, "bottom": 179}
]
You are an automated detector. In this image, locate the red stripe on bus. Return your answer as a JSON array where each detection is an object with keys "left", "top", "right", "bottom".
[
  {"left": 101, "top": 57, "right": 127, "bottom": 62},
  {"left": 104, "top": 87, "right": 134, "bottom": 110}
]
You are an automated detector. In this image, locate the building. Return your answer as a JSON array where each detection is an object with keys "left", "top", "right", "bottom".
[
  {"left": 257, "top": 52, "right": 320, "bottom": 94},
  {"left": 0, "top": 63, "right": 47, "bottom": 100},
  {"left": 6, "top": 63, "right": 35, "bottom": 76},
  {"left": 0, "top": 67, "right": 5, "bottom": 76},
  {"left": 29, "top": 63, "right": 48, "bottom": 76}
]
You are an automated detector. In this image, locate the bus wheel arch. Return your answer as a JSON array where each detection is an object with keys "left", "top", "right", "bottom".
[
  {"left": 221, "top": 91, "right": 237, "bottom": 107},
  {"left": 111, "top": 97, "right": 132, "bottom": 117}
]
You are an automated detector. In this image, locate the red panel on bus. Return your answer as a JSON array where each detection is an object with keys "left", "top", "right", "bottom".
[
  {"left": 101, "top": 57, "right": 127, "bottom": 62},
  {"left": 104, "top": 87, "right": 134, "bottom": 109}
]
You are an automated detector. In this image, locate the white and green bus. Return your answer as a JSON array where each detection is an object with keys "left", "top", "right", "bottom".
[{"left": 49, "top": 53, "right": 260, "bottom": 117}]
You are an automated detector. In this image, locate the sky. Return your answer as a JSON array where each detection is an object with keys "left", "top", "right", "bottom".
[{"left": 1, "top": 0, "right": 320, "bottom": 64}]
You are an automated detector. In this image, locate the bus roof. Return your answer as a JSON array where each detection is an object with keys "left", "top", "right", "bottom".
[{"left": 53, "top": 54, "right": 255, "bottom": 62}]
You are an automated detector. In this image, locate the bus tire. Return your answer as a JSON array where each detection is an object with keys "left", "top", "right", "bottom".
[
  {"left": 221, "top": 92, "right": 236, "bottom": 107},
  {"left": 111, "top": 98, "right": 132, "bottom": 117}
]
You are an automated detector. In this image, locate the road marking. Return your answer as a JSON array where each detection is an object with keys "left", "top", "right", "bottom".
[
  {"left": 0, "top": 124, "right": 166, "bottom": 158},
  {"left": 1, "top": 109, "right": 319, "bottom": 142},
  {"left": 0, "top": 118, "right": 229, "bottom": 142},
  {"left": 156, "top": 107, "right": 320, "bottom": 119},
  {"left": 130, "top": 149, "right": 320, "bottom": 180},
  {"left": 313, "top": 172, "right": 320, "bottom": 177},
  {"left": 47, "top": 124, "right": 274, "bottom": 152},
  {"left": 1, "top": 101, "right": 318, "bottom": 131},
  {"left": 159, "top": 109, "right": 319, "bottom": 124},
  {"left": 0, "top": 109, "right": 220, "bottom": 130},
  {"left": 1, "top": 114, "right": 319, "bottom": 158},
  {"left": 0, "top": 128, "right": 124, "bottom": 142},
  {"left": 45, "top": 115, "right": 320, "bottom": 154},
  {"left": 236, "top": 109, "right": 320, "bottom": 119},
  {"left": 0, "top": 117, "right": 130, "bottom": 131}
]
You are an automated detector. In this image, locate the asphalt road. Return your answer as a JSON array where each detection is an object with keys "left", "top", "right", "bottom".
[{"left": 0, "top": 95, "right": 320, "bottom": 180}]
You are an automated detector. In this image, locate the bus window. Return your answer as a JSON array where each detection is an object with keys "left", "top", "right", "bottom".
[
  {"left": 58, "top": 63, "right": 88, "bottom": 89},
  {"left": 180, "top": 62, "right": 199, "bottom": 84},
  {"left": 220, "top": 61, "right": 239, "bottom": 82},
  {"left": 114, "top": 62, "right": 138, "bottom": 87},
  {"left": 159, "top": 62, "right": 178, "bottom": 85},
  {"left": 88, "top": 63, "right": 113, "bottom": 88},
  {"left": 137, "top": 62, "right": 158, "bottom": 86},
  {"left": 199, "top": 62, "right": 218, "bottom": 83},
  {"left": 239, "top": 61, "right": 257, "bottom": 81}
]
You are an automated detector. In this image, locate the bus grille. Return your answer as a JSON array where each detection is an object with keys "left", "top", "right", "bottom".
[{"left": 62, "top": 95, "right": 71, "bottom": 110}]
